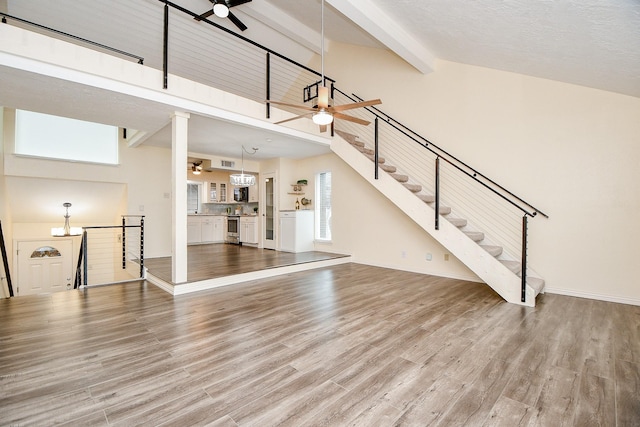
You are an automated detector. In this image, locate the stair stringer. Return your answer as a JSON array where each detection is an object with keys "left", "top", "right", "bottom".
[{"left": 331, "top": 135, "right": 538, "bottom": 307}]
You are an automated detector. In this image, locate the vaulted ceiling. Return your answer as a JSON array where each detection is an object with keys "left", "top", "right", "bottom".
[{"left": 1, "top": 0, "right": 638, "bottom": 161}]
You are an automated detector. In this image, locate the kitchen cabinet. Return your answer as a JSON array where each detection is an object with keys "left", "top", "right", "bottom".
[
  {"left": 213, "top": 216, "right": 225, "bottom": 242},
  {"left": 208, "top": 182, "right": 228, "bottom": 203},
  {"left": 249, "top": 181, "right": 259, "bottom": 202},
  {"left": 187, "top": 216, "right": 202, "bottom": 244},
  {"left": 201, "top": 217, "right": 215, "bottom": 242},
  {"left": 279, "top": 210, "right": 314, "bottom": 252},
  {"left": 188, "top": 215, "right": 226, "bottom": 244},
  {"left": 240, "top": 216, "right": 258, "bottom": 245}
]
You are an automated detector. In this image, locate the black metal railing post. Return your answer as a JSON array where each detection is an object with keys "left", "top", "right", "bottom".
[
  {"left": 435, "top": 156, "right": 440, "bottom": 230},
  {"left": 0, "top": 220, "right": 14, "bottom": 297},
  {"left": 265, "top": 52, "right": 271, "bottom": 119},
  {"left": 122, "top": 217, "right": 126, "bottom": 270},
  {"left": 139, "top": 216, "right": 145, "bottom": 278},
  {"left": 74, "top": 237, "right": 84, "bottom": 289},
  {"left": 374, "top": 117, "right": 379, "bottom": 180},
  {"left": 521, "top": 214, "right": 528, "bottom": 302},
  {"left": 162, "top": 0, "right": 169, "bottom": 89},
  {"left": 82, "top": 230, "right": 88, "bottom": 288}
]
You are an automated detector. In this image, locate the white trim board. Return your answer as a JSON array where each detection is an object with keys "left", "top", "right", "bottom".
[{"left": 544, "top": 287, "right": 640, "bottom": 307}]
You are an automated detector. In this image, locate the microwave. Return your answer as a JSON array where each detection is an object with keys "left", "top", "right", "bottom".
[{"left": 233, "top": 187, "right": 249, "bottom": 202}]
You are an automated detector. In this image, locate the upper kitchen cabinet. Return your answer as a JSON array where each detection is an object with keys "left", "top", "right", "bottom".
[{"left": 207, "top": 181, "right": 227, "bottom": 203}]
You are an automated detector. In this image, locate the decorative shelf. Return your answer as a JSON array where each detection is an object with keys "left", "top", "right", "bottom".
[{"left": 289, "top": 183, "right": 306, "bottom": 195}]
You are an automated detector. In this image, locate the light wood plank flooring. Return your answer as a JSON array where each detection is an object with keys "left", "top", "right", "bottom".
[
  {"left": 1, "top": 263, "right": 639, "bottom": 426},
  {"left": 144, "top": 244, "right": 349, "bottom": 284}
]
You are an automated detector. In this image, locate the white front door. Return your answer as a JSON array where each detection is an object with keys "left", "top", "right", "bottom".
[{"left": 16, "top": 239, "right": 73, "bottom": 296}]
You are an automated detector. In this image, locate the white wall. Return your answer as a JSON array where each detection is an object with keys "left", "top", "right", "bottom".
[
  {"left": 323, "top": 43, "right": 640, "bottom": 304},
  {"left": 2, "top": 108, "right": 173, "bottom": 262},
  {"left": 295, "top": 153, "right": 479, "bottom": 281}
]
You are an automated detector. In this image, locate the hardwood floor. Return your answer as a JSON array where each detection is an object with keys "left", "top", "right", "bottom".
[
  {"left": 144, "top": 244, "right": 349, "bottom": 284},
  {"left": 1, "top": 263, "right": 639, "bottom": 426}
]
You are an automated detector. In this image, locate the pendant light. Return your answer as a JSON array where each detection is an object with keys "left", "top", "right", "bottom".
[
  {"left": 230, "top": 146, "right": 257, "bottom": 186},
  {"left": 51, "top": 202, "right": 82, "bottom": 237},
  {"left": 312, "top": 0, "right": 333, "bottom": 126}
]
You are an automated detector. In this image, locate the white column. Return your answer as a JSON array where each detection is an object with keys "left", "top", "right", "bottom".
[{"left": 171, "top": 111, "right": 190, "bottom": 284}]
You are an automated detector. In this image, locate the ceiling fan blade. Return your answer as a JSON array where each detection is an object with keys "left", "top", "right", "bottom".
[
  {"left": 194, "top": 9, "right": 214, "bottom": 21},
  {"left": 267, "top": 100, "right": 317, "bottom": 112},
  {"left": 333, "top": 112, "right": 371, "bottom": 126},
  {"left": 330, "top": 99, "right": 382, "bottom": 112},
  {"left": 275, "top": 112, "right": 313, "bottom": 125},
  {"left": 228, "top": 0, "right": 252, "bottom": 7},
  {"left": 227, "top": 11, "right": 248, "bottom": 31}
]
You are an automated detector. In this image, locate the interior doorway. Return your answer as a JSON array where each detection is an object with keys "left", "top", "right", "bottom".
[{"left": 16, "top": 239, "right": 74, "bottom": 296}]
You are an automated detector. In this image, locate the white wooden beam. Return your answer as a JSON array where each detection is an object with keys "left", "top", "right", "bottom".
[
  {"left": 242, "top": 1, "right": 322, "bottom": 54},
  {"left": 326, "top": 0, "right": 436, "bottom": 74}
]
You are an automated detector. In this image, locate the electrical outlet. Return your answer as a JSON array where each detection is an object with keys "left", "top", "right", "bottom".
[
  {"left": 444, "top": 253, "right": 450, "bottom": 261},
  {"left": 401, "top": 251, "right": 407, "bottom": 259},
  {"left": 426, "top": 253, "right": 432, "bottom": 261}
]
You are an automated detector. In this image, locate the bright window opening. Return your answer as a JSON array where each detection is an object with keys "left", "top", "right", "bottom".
[
  {"left": 315, "top": 171, "right": 332, "bottom": 241},
  {"left": 15, "top": 109, "right": 119, "bottom": 164}
]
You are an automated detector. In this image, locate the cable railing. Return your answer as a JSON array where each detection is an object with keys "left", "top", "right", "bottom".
[
  {"left": 3, "top": 2, "right": 547, "bottom": 302},
  {"left": 331, "top": 87, "right": 548, "bottom": 302},
  {"left": 74, "top": 216, "right": 145, "bottom": 288}
]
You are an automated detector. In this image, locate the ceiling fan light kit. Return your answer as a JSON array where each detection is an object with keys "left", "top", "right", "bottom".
[
  {"left": 195, "top": 0, "right": 252, "bottom": 31},
  {"left": 213, "top": 2, "right": 229, "bottom": 18},
  {"left": 312, "top": 109, "right": 333, "bottom": 125}
]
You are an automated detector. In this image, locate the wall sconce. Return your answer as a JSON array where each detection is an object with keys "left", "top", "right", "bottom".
[{"left": 51, "top": 202, "right": 82, "bottom": 237}]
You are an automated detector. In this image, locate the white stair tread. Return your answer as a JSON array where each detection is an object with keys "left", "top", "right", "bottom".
[
  {"left": 403, "top": 183, "right": 422, "bottom": 192},
  {"left": 390, "top": 173, "right": 409, "bottom": 182},
  {"left": 447, "top": 217, "right": 467, "bottom": 227},
  {"left": 464, "top": 231, "right": 484, "bottom": 242},
  {"left": 365, "top": 154, "right": 385, "bottom": 164},
  {"left": 417, "top": 193, "right": 435, "bottom": 203},
  {"left": 501, "top": 260, "right": 521, "bottom": 274},
  {"left": 527, "top": 277, "right": 545, "bottom": 295},
  {"left": 480, "top": 245, "right": 503, "bottom": 257}
]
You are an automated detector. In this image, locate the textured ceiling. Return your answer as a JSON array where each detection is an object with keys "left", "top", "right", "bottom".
[
  {"left": 0, "top": 0, "right": 638, "bottom": 164},
  {"left": 365, "top": 0, "right": 640, "bottom": 97},
  {"left": 260, "top": 0, "right": 640, "bottom": 97}
]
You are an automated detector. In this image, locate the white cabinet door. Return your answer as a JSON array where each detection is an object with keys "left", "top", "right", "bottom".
[
  {"left": 249, "top": 181, "right": 258, "bottom": 202},
  {"left": 213, "top": 216, "right": 225, "bottom": 242},
  {"left": 240, "top": 217, "right": 258, "bottom": 244},
  {"left": 201, "top": 217, "right": 214, "bottom": 242},
  {"left": 279, "top": 211, "right": 314, "bottom": 252},
  {"left": 187, "top": 217, "right": 202, "bottom": 244}
]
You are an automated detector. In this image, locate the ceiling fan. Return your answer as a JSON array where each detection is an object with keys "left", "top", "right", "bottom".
[
  {"left": 191, "top": 161, "right": 204, "bottom": 175},
  {"left": 267, "top": 0, "right": 381, "bottom": 132},
  {"left": 194, "top": 0, "right": 252, "bottom": 32}
]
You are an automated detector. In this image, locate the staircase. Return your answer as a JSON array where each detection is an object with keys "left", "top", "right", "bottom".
[{"left": 332, "top": 129, "right": 545, "bottom": 307}]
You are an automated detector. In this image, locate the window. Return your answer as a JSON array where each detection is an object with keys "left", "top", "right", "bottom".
[
  {"left": 15, "top": 109, "right": 119, "bottom": 164},
  {"left": 187, "top": 182, "right": 202, "bottom": 214},
  {"left": 315, "top": 171, "right": 332, "bottom": 241}
]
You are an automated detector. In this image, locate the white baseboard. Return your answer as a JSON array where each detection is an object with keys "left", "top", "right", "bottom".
[{"left": 544, "top": 287, "right": 640, "bottom": 307}]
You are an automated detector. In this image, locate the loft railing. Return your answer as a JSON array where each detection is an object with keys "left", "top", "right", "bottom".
[
  {"left": 74, "top": 216, "right": 145, "bottom": 288},
  {"left": 0, "top": 12, "right": 144, "bottom": 64},
  {"left": 3, "top": 3, "right": 547, "bottom": 302}
]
